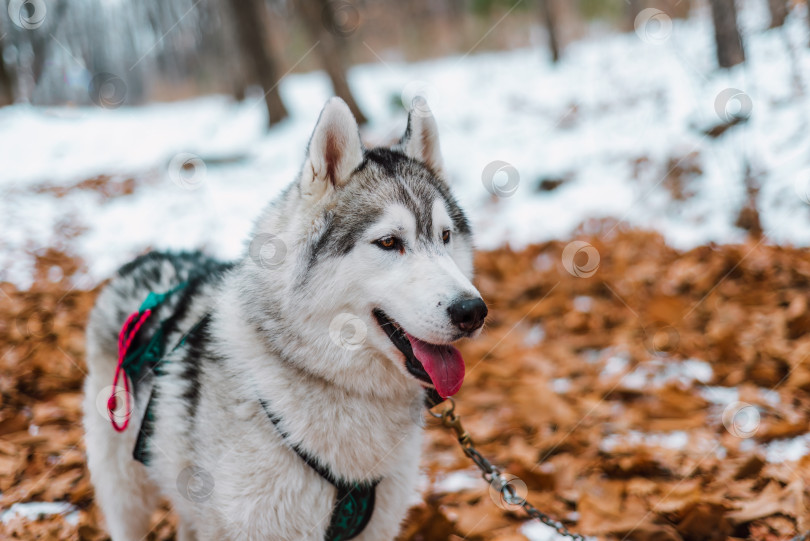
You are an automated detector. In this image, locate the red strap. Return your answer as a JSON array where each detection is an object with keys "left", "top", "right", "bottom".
[{"left": 108, "top": 309, "right": 152, "bottom": 432}]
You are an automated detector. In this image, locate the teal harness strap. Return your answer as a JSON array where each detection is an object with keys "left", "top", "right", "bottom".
[
  {"left": 132, "top": 316, "right": 211, "bottom": 466},
  {"left": 327, "top": 484, "right": 377, "bottom": 541},
  {"left": 121, "top": 282, "right": 188, "bottom": 383},
  {"left": 132, "top": 311, "right": 211, "bottom": 466},
  {"left": 259, "top": 400, "right": 379, "bottom": 541},
  {"left": 119, "top": 282, "right": 193, "bottom": 465}
]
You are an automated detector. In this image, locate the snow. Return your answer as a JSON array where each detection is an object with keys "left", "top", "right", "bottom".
[
  {"left": 1, "top": 501, "right": 79, "bottom": 525},
  {"left": 599, "top": 429, "right": 726, "bottom": 458},
  {"left": 522, "top": 520, "right": 586, "bottom": 541},
  {"left": 603, "top": 357, "right": 714, "bottom": 389},
  {"left": 600, "top": 430, "right": 689, "bottom": 452},
  {"left": 550, "top": 378, "right": 572, "bottom": 394},
  {"left": 700, "top": 386, "right": 741, "bottom": 406},
  {"left": 2, "top": 2, "right": 810, "bottom": 288},
  {"left": 699, "top": 385, "right": 781, "bottom": 406},
  {"left": 765, "top": 434, "right": 810, "bottom": 463},
  {"left": 572, "top": 296, "right": 593, "bottom": 313},
  {"left": 622, "top": 359, "right": 714, "bottom": 390},
  {"left": 433, "top": 470, "right": 483, "bottom": 493},
  {"left": 523, "top": 324, "right": 546, "bottom": 347},
  {"left": 602, "top": 354, "right": 630, "bottom": 377}
]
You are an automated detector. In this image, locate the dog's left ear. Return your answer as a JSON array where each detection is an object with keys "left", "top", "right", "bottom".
[
  {"left": 301, "top": 97, "right": 364, "bottom": 201},
  {"left": 399, "top": 97, "right": 445, "bottom": 178}
]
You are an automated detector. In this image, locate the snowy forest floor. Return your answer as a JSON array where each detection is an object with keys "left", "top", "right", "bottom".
[{"left": 2, "top": 226, "right": 810, "bottom": 540}]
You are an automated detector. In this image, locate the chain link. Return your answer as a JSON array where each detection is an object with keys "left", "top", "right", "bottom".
[{"left": 431, "top": 398, "right": 587, "bottom": 541}]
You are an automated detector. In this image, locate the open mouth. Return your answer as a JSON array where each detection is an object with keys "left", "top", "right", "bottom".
[{"left": 372, "top": 309, "right": 465, "bottom": 398}]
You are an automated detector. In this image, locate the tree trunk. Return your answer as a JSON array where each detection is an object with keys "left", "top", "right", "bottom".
[
  {"left": 296, "top": 0, "right": 367, "bottom": 124},
  {"left": 540, "top": 0, "right": 561, "bottom": 63},
  {"left": 0, "top": 29, "right": 16, "bottom": 106},
  {"left": 767, "top": 0, "right": 789, "bottom": 28},
  {"left": 0, "top": 59, "right": 15, "bottom": 106},
  {"left": 622, "top": 0, "right": 643, "bottom": 33},
  {"left": 226, "top": 0, "right": 288, "bottom": 126},
  {"left": 708, "top": 0, "right": 745, "bottom": 68},
  {"left": 663, "top": 0, "right": 692, "bottom": 20}
]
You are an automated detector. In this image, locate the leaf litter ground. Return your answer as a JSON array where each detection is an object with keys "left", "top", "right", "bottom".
[{"left": 2, "top": 227, "right": 810, "bottom": 540}]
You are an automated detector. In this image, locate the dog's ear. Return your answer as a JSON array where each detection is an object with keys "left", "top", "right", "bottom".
[
  {"left": 300, "top": 97, "right": 364, "bottom": 201},
  {"left": 399, "top": 97, "right": 445, "bottom": 178}
]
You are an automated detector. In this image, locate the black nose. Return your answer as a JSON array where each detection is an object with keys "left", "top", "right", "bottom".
[{"left": 447, "top": 297, "right": 488, "bottom": 332}]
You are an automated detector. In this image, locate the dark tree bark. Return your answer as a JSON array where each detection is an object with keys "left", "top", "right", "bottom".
[
  {"left": 767, "top": 0, "right": 789, "bottom": 28},
  {"left": 0, "top": 39, "right": 16, "bottom": 106},
  {"left": 216, "top": 1, "right": 249, "bottom": 102},
  {"left": 663, "top": 0, "right": 692, "bottom": 20},
  {"left": 622, "top": 0, "right": 642, "bottom": 32},
  {"left": 540, "top": 0, "right": 561, "bottom": 63},
  {"left": 0, "top": 14, "right": 16, "bottom": 106},
  {"left": 296, "top": 0, "right": 367, "bottom": 124},
  {"left": 26, "top": 0, "right": 68, "bottom": 103},
  {"left": 226, "top": 0, "right": 288, "bottom": 126},
  {"left": 709, "top": 0, "right": 745, "bottom": 68},
  {"left": 624, "top": 0, "right": 691, "bottom": 31}
]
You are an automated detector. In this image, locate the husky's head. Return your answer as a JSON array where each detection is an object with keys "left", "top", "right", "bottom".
[{"left": 247, "top": 98, "right": 486, "bottom": 400}]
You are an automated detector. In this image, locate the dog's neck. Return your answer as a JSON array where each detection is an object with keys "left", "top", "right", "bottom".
[{"left": 210, "top": 277, "right": 425, "bottom": 482}]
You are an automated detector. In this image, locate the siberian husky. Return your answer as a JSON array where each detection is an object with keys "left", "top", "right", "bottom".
[{"left": 83, "top": 97, "right": 487, "bottom": 540}]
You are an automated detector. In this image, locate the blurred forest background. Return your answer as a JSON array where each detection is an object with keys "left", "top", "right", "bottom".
[{"left": 0, "top": 0, "right": 767, "bottom": 117}]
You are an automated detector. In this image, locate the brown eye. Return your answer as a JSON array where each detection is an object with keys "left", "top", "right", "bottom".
[
  {"left": 442, "top": 230, "right": 451, "bottom": 244},
  {"left": 374, "top": 236, "right": 403, "bottom": 252}
]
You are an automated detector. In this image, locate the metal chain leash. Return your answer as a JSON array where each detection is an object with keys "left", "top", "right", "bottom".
[{"left": 430, "top": 398, "right": 587, "bottom": 541}]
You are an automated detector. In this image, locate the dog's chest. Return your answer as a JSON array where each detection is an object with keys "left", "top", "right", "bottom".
[{"left": 159, "top": 384, "right": 424, "bottom": 540}]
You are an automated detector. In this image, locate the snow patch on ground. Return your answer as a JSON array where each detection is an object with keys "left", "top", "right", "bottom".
[
  {"left": 699, "top": 385, "right": 781, "bottom": 406},
  {"left": 522, "top": 519, "right": 591, "bottom": 541},
  {"left": 600, "top": 429, "right": 726, "bottom": 457},
  {"left": 433, "top": 470, "right": 483, "bottom": 493},
  {"left": 551, "top": 378, "right": 572, "bottom": 394},
  {"left": 700, "top": 386, "right": 741, "bottom": 405},
  {"left": 2, "top": 3, "right": 810, "bottom": 287},
  {"left": 621, "top": 358, "right": 714, "bottom": 389},
  {"left": 601, "top": 356, "right": 713, "bottom": 389},
  {"left": 601, "top": 430, "right": 686, "bottom": 452},
  {"left": 1, "top": 501, "right": 79, "bottom": 525},
  {"left": 765, "top": 434, "right": 810, "bottom": 463}
]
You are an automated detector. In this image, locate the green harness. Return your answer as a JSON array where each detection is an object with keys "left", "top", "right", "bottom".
[
  {"left": 124, "top": 286, "right": 378, "bottom": 541},
  {"left": 120, "top": 282, "right": 195, "bottom": 465},
  {"left": 122, "top": 282, "right": 189, "bottom": 383}
]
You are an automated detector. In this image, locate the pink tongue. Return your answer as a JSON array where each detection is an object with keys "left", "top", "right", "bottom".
[{"left": 406, "top": 334, "right": 465, "bottom": 398}]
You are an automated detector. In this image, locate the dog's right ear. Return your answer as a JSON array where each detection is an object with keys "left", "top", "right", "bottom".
[{"left": 300, "top": 97, "right": 364, "bottom": 202}]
